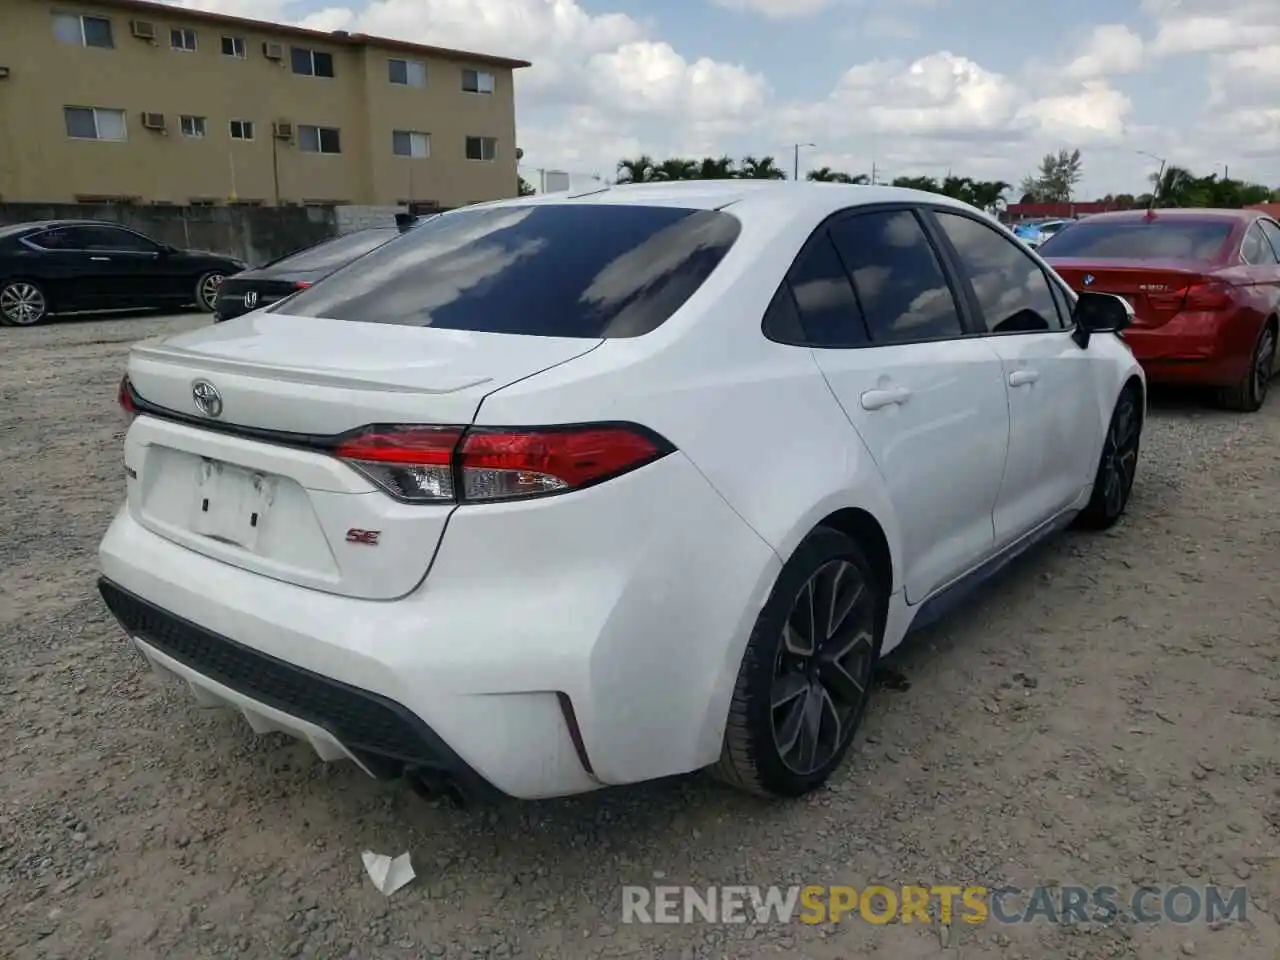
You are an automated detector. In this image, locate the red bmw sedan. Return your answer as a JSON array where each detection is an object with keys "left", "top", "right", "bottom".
[{"left": 1040, "top": 208, "right": 1280, "bottom": 411}]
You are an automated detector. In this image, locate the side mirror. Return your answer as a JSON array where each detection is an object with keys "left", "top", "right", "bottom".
[{"left": 1072, "top": 291, "right": 1132, "bottom": 347}]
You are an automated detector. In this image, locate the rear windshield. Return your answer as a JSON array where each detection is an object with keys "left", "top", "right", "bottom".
[
  {"left": 265, "top": 228, "right": 399, "bottom": 272},
  {"left": 1038, "top": 219, "right": 1233, "bottom": 260},
  {"left": 274, "top": 203, "right": 743, "bottom": 338}
]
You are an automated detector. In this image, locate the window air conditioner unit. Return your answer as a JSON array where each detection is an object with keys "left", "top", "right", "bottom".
[
  {"left": 141, "top": 112, "right": 167, "bottom": 131},
  {"left": 130, "top": 20, "right": 156, "bottom": 41},
  {"left": 262, "top": 42, "right": 284, "bottom": 60},
  {"left": 272, "top": 121, "right": 294, "bottom": 140}
]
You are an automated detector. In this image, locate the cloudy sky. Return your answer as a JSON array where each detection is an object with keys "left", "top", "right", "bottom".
[{"left": 161, "top": 0, "right": 1280, "bottom": 197}]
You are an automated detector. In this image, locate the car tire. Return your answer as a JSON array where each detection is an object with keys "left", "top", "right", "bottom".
[
  {"left": 712, "top": 527, "right": 884, "bottom": 798},
  {"left": 1218, "top": 320, "right": 1276, "bottom": 413},
  {"left": 195, "top": 271, "right": 226, "bottom": 313},
  {"left": 1075, "top": 384, "right": 1143, "bottom": 530},
  {"left": 0, "top": 279, "right": 50, "bottom": 327}
]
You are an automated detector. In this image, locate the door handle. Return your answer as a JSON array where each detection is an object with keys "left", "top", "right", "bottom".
[
  {"left": 1008, "top": 369, "right": 1040, "bottom": 387},
  {"left": 89, "top": 256, "right": 111, "bottom": 261},
  {"left": 860, "top": 385, "right": 912, "bottom": 410}
]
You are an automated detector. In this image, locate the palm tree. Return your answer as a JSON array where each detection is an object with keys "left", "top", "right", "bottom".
[
  {"left": 892, "top": 175, "right": 941, "bottom": 193},
  {"left": 615, "top": 155, "right": 656, "bottom": 184},
  {"left": 697, "top": 156, "right": 737, "bottom": 180},
  {"left": 806, "top": 167, "right": 868, "bottom": 184},
  {"left": 737, "top": 155, "right": 787, "bottom": 180},
  {"left": 1151, "top": 165, "right": 1197, "bottom": 207},
  {"left": 652, "top": 157, "right": 699, "bottom": 181},
  {"left": 967, "top": 180, "right": 1011, "bottom": 212},
  {"left": 517, "top": 177, "right": 536, "bottom": 197}
]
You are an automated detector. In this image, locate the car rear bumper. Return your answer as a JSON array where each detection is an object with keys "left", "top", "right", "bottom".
[
  {"left": 1121, "top": 313, "right": 1250, "bottom": 386},
  {"left": 96, "top": 452, "right": 781, "bottom": 800}
]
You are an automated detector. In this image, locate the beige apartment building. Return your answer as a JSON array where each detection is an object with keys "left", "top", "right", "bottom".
[{"left": 0, "top": 0, "right": 530, "bottom": 207}]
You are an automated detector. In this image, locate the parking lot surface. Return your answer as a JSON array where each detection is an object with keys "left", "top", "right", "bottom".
[{"left": 2, "top": 313, "right": 1279, "bottom": 960}]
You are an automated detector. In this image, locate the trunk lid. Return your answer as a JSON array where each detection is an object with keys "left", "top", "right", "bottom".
[
  {"left": 124, "top": 313, "right": 601, "bottom": 599},
  {"left": 1045, "top": 258, "right": 1223, "bottom": 328}
]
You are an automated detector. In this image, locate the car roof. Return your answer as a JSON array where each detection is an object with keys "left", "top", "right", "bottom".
[
  {"left": 463, "top": 180, "right": 985, "bottom": 226},
  {"left": 1076, "top": 208, "right": 1258, "bottom": 225},
  {"left": 1, "top": 218, "right": 149, "bottom": 234}
]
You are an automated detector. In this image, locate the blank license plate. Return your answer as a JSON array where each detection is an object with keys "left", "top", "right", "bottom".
[{"left": 192, "top": 459, "right": 272, "bottom": 551}]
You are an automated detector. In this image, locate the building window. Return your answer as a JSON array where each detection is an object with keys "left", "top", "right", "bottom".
[
  {"left": 465, "top": 136, "right": 497, "bottom": 162},
  {"left": 291, "top": 47, "right": 335, "bottom": 77},
  {"left": 462, "top": 69, "right": 494, "bottom": 94},
  {"left": 229, "top": 119, "right": 255, "bottom": 141},
  {"left": 388, "top": 58, "right": 427, "bottom": 87},
  {"left": 170, "top": 27, "right": 197, "bottom": 51},
  {"left": 392, "top": 131, "right": 430, "bottom": 158},
  {"left": 298, "top": 125, "right": 341, "bottom": 154},
  {"left": 64, "top": 106, "right": 127, "bottom": 141},
  {"left": 53, "top": 13, "right": 114, "bottom": 48},
  {"left": 221, "top": 35, "right": 246, "bottom": 58},
  {"left": 180, "top": 115, "right": 206, "bottom": 138}
]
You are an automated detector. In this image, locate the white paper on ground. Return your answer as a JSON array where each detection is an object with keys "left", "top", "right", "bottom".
[{"left": 362, "top": 850, "right": 416, "bottom": 896}]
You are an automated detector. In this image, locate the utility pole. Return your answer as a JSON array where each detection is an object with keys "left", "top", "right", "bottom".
[
  {"left": 871, "top": 161, "right": 878, "bottom": 185},
  {"left": 792, "top": 142, "right": 814, "bottom": 180}
]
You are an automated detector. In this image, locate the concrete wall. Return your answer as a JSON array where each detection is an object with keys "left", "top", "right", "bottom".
[
  {"left": 334, "top": 203, "right": 407, "bottom": 235},
  {"left": 0, "top": 202, "right": 337, "bottom": 264}
]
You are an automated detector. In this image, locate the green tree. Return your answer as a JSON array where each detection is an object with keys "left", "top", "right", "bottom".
[
  {"left": 615, "top": 155, "right": 657, "bottom": 184},
  {"left": 737, "top": 155, "right": 787, "bottom": 179},
  {"left": 652, "top": 157, "right": 699, "bottom": 181},
  {"left": 1021, "top": 148, "right": 1083, "bottom": 202},
  {"left": 696, "top": 155, "right": 737, "bottom": 179},
  {"left": 806, "top": 167, "right": 867, "bottom": 183},
  {"left": 517, "top": 177, "right": 536, "bottom": 196},
  {"left": 892, "top": 175, "right": 942, "bottom": 193}
]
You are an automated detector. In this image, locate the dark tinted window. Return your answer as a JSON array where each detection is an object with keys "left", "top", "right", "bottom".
[
  {"left": 26, "top": 225, "right": 154, "bottom": 251},
  {"left": 761, "top": 284, "right": 804, "bottom": 343},
  {"left": 829, "top": 210, "right": 962, "bottom": 343},
  {"left": 268, "top": 229, "right": 398, "bottom": 273},
  {"left": 76, "top": 226, "right": 157, "bottom": 251},
  {"left": 277, "top": 204, "right": 742, "bottom": 338},
  {"left": 1037, "top": 218, "right": 1233, "bottom": 260},
  {"left": 1241, "top": 224, "right": 1278, "bottom": 265},
  {"left": 785, "top": 233, "right": 866, "bottom": 347},
  {"left": 935, "top": 211, "right": 1064, "bottom": 334}
]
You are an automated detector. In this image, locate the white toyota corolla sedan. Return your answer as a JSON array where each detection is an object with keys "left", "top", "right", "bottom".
[{"left": 99, "top": 181, "right": 1144, "bottom": 803}]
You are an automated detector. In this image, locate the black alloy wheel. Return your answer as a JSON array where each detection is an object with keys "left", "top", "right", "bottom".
[{"left": 714, "top": 528, "right": 883, "bottom": 797}]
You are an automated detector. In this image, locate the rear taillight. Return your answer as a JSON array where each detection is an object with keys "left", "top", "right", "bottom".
[
  {"left": 1181, "top": 281, "right": 1234, "bottom": 312},
  {"left": 332, "top": 423, "right": 673, "bottom": 504},
  {"left": 1149, "top": 281, "right": 1234, "bottom": 314},
  {"left": 294, "top": 281, "right": 312, "bottom": 290},
  {"left": 118, "top": 375, "right": 137, "bottom": 419}
]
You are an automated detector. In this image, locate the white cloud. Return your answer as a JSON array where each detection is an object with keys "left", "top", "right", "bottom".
[
  {"left": 1017, "top": 82, "right": 1132, "bottom": 142},
  {"left": 1063, "top": 25, "right": 1145, "bottom": 79}
]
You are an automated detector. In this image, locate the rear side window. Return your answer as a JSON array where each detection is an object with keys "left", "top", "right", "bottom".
[
  {"left": 277, "top": 204, "right": 742, "bottom": 338},
  {"left": 784, "top": 233, "right": 866, "bottom": 347},
  {"left": 1241, "top": 224, "right": 1278, "bottom": 265},
  {"left": 1258, "top": 219, "right": 1280, "bottom": 259},
  {"left": 268, "top": 228, "right": 398, "bottom": 272},
  {"left": 1037, "top": 219, "right": 1234, "bottom": 260},
  {"left": 828, "top": 210, "right": 963, "bottom": 343}
]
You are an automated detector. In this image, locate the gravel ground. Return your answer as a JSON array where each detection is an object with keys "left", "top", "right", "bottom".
[{"left": 2, "top": 313, "right": 1279, "bottom": 960}]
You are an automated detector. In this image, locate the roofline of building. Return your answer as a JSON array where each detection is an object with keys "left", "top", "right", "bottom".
[{"left": 70, "top": 0, "right": 533, "bottom": 69}]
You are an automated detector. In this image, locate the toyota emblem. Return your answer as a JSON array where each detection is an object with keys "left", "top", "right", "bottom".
[
  {"left": 1082, "top": 274, "right": 1096, "bottom": 286},
  {"left": 243, "top": 291, "right": 258, "bottom": 309},
  {"left": 192, "top": 379, "right": 223, "bottom": 418}
]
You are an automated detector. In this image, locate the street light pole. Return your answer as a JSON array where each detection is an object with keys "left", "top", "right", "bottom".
[
  {"left": 1136, "top": 150, "right": 1166, "bottom": 212},
  {"left": 793, "top": 142, "right": 814, "bottom": 180}
]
